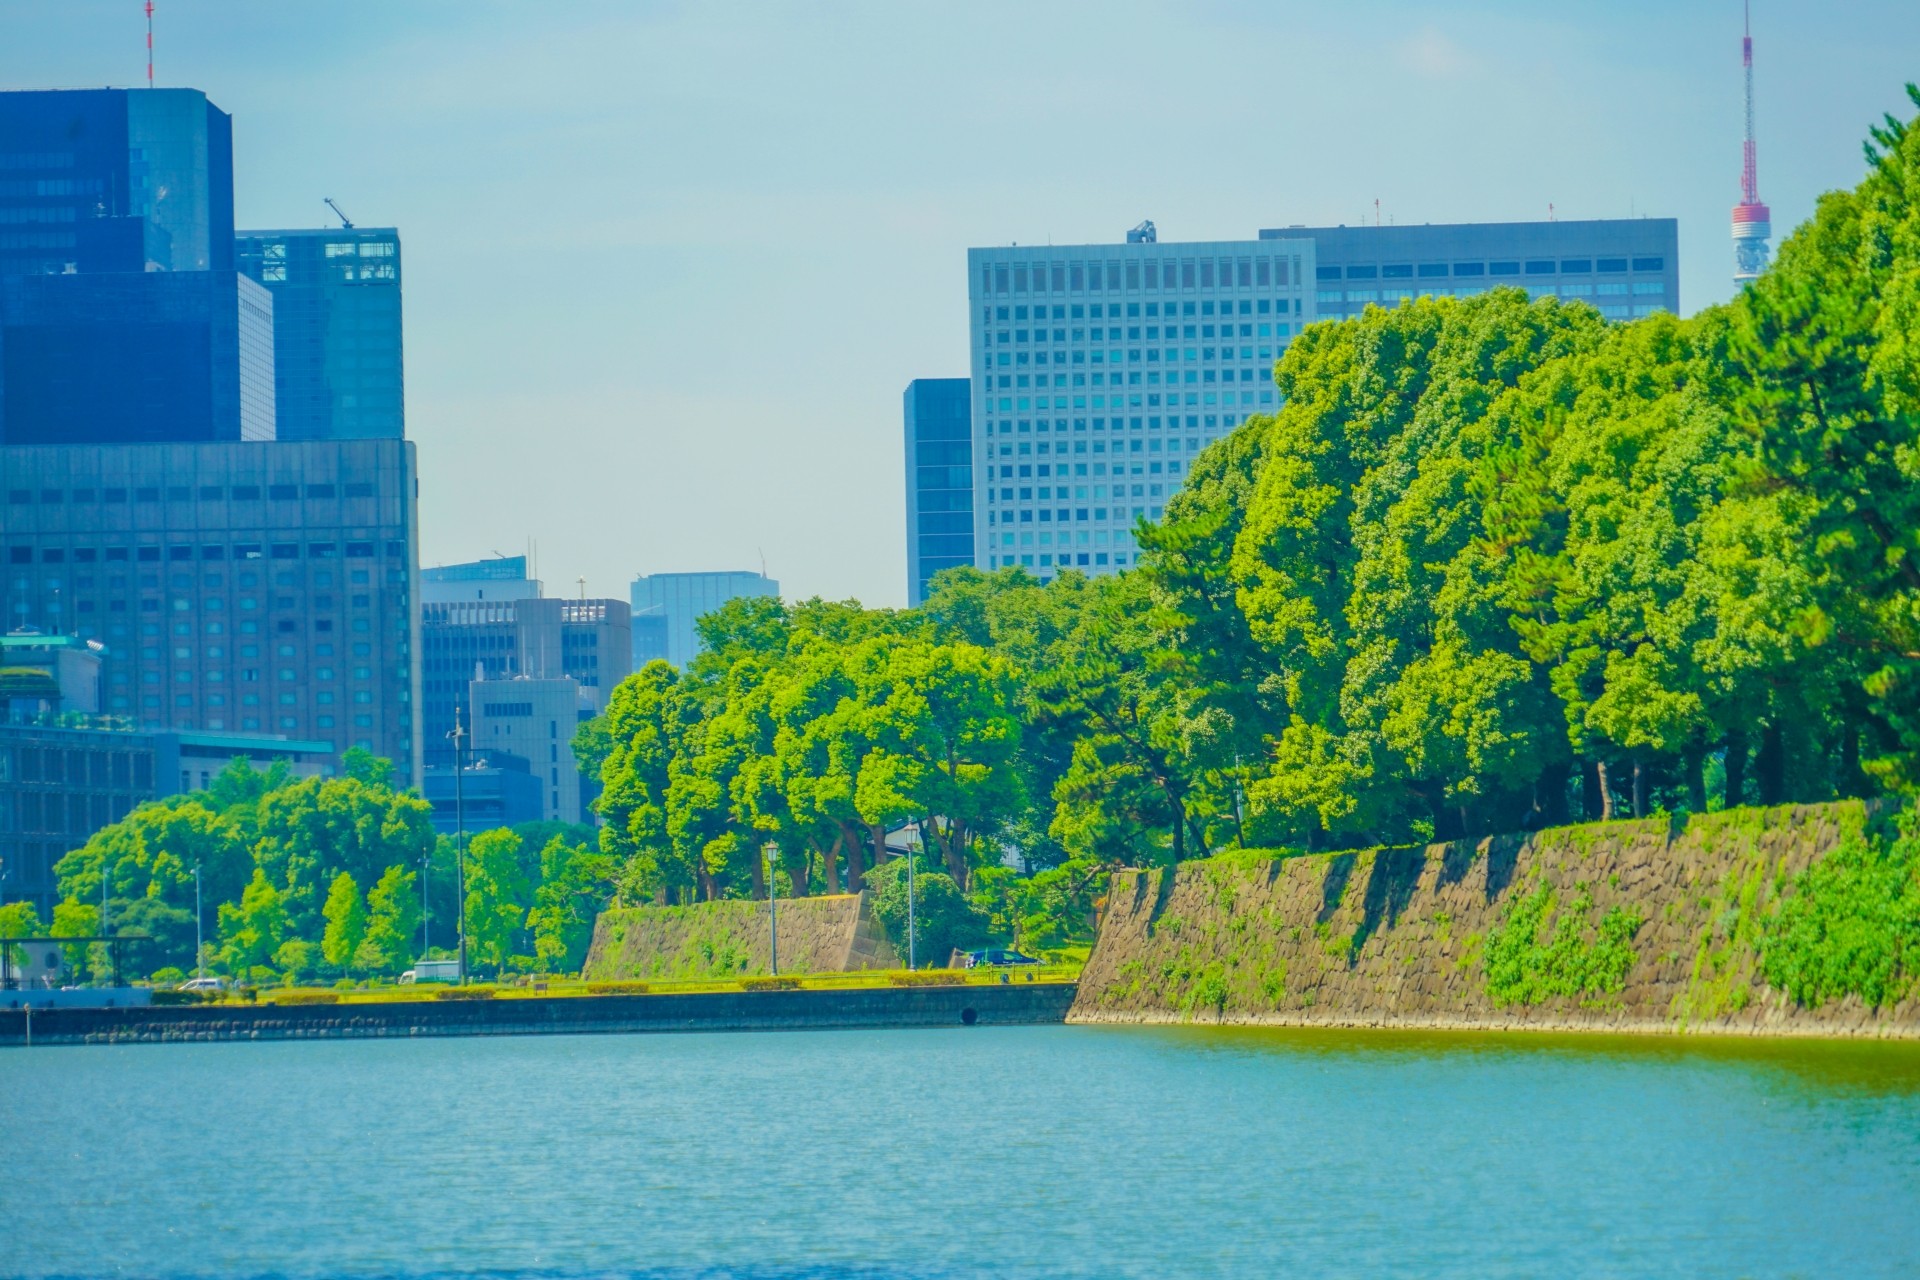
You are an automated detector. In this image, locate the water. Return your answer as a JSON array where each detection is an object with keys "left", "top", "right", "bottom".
[{"left": 3, "top": 1025, "right": 1919, "bottom": 1279}]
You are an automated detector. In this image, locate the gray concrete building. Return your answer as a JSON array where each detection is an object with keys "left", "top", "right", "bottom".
[
  {"left": 467, "top": 675, "right": 586, "bottom": 825},
  {"left": 630, "top": 571, "right": 780, "bottom": 670},
  {"left": 420, "top": 554, "right": 543, "bottom": 605},
  {"left": 0, "top": 439, "right": 422, "bottom": 783}
]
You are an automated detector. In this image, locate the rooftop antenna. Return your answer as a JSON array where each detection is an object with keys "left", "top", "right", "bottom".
[
  {"left": 577, "top": 575, "right": 586, "bottom": 603},
  {"left": 1548, "top": 202, "right": 1557, "bottom": 223},
  {"left": 1374, "top": 198, "right": 1381, "bottom": 228},
  {"left": 759, "top": 547, "right": 768, "bottom": 580},
  {"left": 324, "top": 197, "right": 354, "bottom": 229},
  {"left": 145, "top": 2, "right": 154, "bottom": 88},
  {"left": 1731, "top": 0, "right": 1772, "bottom": 286}
]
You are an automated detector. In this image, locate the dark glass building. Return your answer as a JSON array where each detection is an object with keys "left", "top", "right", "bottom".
[
  {"left": 903, "top": 378, "right": 973, "bottom": 605},
  {"left": 236, "top": 227, "right": 404, "bottom": 440},
  {"left": 0, "top": 87, "right": 271, "bottom": 445}
]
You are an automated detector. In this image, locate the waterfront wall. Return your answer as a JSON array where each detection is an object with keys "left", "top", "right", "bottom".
[
  {"left": 0, "top": 982, "right": 1074, "bottom": 1048},
  {"left": 1072, "top": 802, "right": 1920, "bottom": 1037},
  {"left": 583, "top": 891, "right": 898, "bottom": 982}
]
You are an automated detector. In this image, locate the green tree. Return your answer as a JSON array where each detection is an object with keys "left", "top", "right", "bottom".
[
  {"left": 358, "top": 864, "right": 422, "bottom": 975},
  {"left": 527, "top": 834, "right": 616, "bottom": 972},
  {"left": 865, "top": 857, "right": 988, "bottom": 968},
  {"left": 320, "top": 872, "right": 368, "bottom": 973},
  {"left": 465, "top": 828, "right": 531, "bottom": 972},
  {"left": 217, "top": 869, "right": 287, "bottom": 975}
]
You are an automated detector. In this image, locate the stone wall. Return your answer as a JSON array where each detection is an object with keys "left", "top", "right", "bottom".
[
  {"left": 582, "top": 891, "right": 899, "bottom": 982},
  {"left": 1072, "top": 802, "right": 1920, "bottom": 1037}
]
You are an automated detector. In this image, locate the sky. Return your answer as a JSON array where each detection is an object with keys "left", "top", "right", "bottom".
[{"left": 4, "top": 1, "right": 1917, "bottom": 608}]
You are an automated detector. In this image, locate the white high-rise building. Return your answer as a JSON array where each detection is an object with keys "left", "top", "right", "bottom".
[{"left": 967, "top": 228, "right": 1315, "bottom": 581}]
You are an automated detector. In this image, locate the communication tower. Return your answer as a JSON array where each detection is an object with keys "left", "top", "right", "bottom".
[{"left": 1732, "top": 1, "right": 1772, "bottom": 286}]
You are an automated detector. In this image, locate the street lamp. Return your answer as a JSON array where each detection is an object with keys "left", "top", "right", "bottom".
[
  {"left": 193, "top": 862, "right": 204, "bottom": 982},
  {"left": 763, "top": 840, "right": 780, "bottom": 976},
  {"left": 447, "top": 707, "right": 469, "bottom": 984},
  {"left": 906, "top": 824, "right": 917, "bottom": 971}
]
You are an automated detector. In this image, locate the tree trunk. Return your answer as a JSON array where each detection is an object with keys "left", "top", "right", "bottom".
[
  {"left": 1170, "top": 800, "right": 1186, "bottom": 862},
  {"left": 1684, "top": 746, "right": 1707, "bottom": 814},
  {"left": 868, "top": 822, "right": 890, "bottom": 875},
  {"left": 750, "top": 850, "right": 766, "bottom": 900},
  {"left": 1581, "top": 760, "right": 1605, "bottom": 821},
  {"left": 1757, "top": 722, "right": 1786, "bottom": 805},
  {"left": 822, "top": 832, "right": 843, "bottom": 895},
  {"left": 1631, "top": 758, "right": 1647, "bottom": 819},
  {"left": 1723, "top": 731, "right": 1748, "bottom": 809},
  {"left": 1595, "top": 759, "right": 1616, "bottom": 821},
  {"left": 1840, "top": 723, "right": 1867, "bottom": 798},
  {"left": 1537, "top": 761, "right": 1571, "bottom": 827},
  {"left": 787, "top": 854, "right": 808, "bottom": 898},
  {"left": 840, "top": 820, "right": 866, "bottom": 891}
]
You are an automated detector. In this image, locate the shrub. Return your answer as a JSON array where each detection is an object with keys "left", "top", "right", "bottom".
[
  {"left": 1761, "top": 815, "right": 1920, "bottom": 1008},
  {"left": 150, "top": 966, "right": 187, "bottom": 987},
  {"left": 433, "top": 985, "right": 497, "bottom": 1001},
  {"left": 887, "top": 970, "right": 965, "bottom": 986},
  {"left": 273, "top": 991, "right": 341, "bottom": 1006},
  {"left": 738, "top": 975, "right": 801, "bottom": 991},
  {"left": 586, "top": 981, "right": 651, "bottom": 996},
  {"left": 151, "top": 989, "right": 212, "bottom": 1006}
]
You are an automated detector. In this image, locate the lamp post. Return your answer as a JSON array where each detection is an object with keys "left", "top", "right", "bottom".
[
  {"left": 906, "top": 826, "right": 917, "bottom": 971},
  {"left": 448, "top": 708, "right": 469, "bottom": 984},
  {"left": 419, "top": 850, "right": 431, "bottom": 961},
  {"left": 193, "top": 862, "right": 204, "bottom": 982},
  {"left": 763, "top": 840, "right": 779, "bottom": 976}
]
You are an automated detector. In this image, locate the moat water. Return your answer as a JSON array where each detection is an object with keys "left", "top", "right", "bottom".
[{"left": 4, "top": 1025, "right": 1918, "bottom": 1279}]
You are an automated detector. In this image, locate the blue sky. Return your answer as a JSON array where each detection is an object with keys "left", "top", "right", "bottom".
[{"left": 4, "top": 1, "right": 1917, "bottom": 607}]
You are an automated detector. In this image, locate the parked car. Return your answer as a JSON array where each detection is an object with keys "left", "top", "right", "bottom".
[
  {"left": 963, "top": 948, "right": 1041, "bottom": 969},
  {"left": 179, "top": 976, "right": 227, "bottom": 992}
]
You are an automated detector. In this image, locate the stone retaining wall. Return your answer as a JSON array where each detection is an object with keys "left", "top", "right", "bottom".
[
  {"left": 582, "top": 891, "right": 899, "bottom": 982},
  {"left": 1071, "top": 802, "right": 1920, "bottom": 1037}
]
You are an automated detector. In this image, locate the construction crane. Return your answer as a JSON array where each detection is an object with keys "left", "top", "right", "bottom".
[{"left": 324, "top": 197, "right": 355, "bottom": 229}]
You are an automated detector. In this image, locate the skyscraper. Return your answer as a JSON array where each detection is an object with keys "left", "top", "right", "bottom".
[
  {"left": 236, "top": 226, "right": 405, "bottom": 440},
  {"left": 630, "top": 571, "right": 780, "bottom": 669},
  {"left": 0, "top": 88, "right": 272, "bottom": 445},
  {"left": 903, "top": 377, "right": 972, "bottom": 605}
]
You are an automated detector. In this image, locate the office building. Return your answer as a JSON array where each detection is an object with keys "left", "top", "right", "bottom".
[
  {"left": 630, "top": 571, "right": 780, "bottom": 670},
  {"left": 1276, "top": 220, "right": 1679, "bottom": 324},
  {"left": 0, "top": 87, "right": 273, "bottom": 446},
  {"left": 0, "top": 722, "right": 332, "bottom": 917},
  {"left": 420, "top": 555, "right": 543, "bottom": 604},
  {"left": 0, "top": 630, "right": 103, "bottom": 717},
  {"left": 420, "top": 596, "right": 630, "bottom": 767},
  {"left": 0, "top": 439, "right": 423, "bottom": 782},
  {"left": 964, "top": 217, "right": 1679, "bottom": 583},
  {"left": 969, "top": 231, "right": 1314, "bottom": 581},
  {"left": 236, "top": 226, "right": 404, "bottom": 440},
  {"left": 903, "top": 378, "right": 972, "bottom": 605},
  {"left": 467, "top": 675, "right": 586, "bottom": 824}
]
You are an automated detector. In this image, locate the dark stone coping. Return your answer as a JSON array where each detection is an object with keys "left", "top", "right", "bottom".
[{"left": 0, "top": 981, "right": 1078, "bottom": 1047}]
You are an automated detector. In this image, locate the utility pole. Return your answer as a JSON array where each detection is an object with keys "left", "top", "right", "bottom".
[
  {"left": 420, "top": 850, "right": 431, "bottom": 961},
  {"left": 448, "top": 708, "right": 469, "bottom": 983}
]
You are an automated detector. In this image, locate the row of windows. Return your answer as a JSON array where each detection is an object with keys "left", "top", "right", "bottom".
[
  {"left": 990, "top": 552, "right": 1132, "bottom": 570},
  {"left": 983, "top": 256, "right": 1296, "bottom": 296},
  {"left": 1316, "top": 255, "right": 1664, "bottom": 281},
  {"left": 993, "top": 436, "right": 1195, "bottom": 455},
  {"left": 992, "top": 497, "right": 1165, "bottom": 522},
  {"left": 991, "top": 321, "right": 1285, "bottom": 345},
  {"left": 5, "top": 481, "right": 377, "bottom": 504},
  {"left": 988, "top": 462, "right": 1180, "bottom": 481},
  {"left": 995, "top": 349, "right": 1280, "bottom": 371},
  {"left": 1319, "top": 282, "right": 1666, "bottom": 304},
  {"left": 989, "top": 413, "right": 1247, "bottom": 433},
  {"left": 6, "top": 541, "right": 406, "bottom": 565},
  {"left": 987, "top": 388, "right": 1276, "bottom": 413},
  {"left": 986, "top": 298, "right": 1297, "bottom": 324}
]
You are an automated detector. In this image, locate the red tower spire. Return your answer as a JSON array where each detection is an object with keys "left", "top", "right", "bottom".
[{"left": 1731, "top": 0, "right": 1772, "bottom": 285}]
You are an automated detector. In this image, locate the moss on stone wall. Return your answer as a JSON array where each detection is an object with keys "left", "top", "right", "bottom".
[{"left": 583, "top": 892, "right": 898, "bottom": 981}]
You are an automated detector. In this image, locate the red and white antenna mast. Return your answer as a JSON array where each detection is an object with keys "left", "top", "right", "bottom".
[
  {"left": 145, "top": 2, "right": 155, "bottom": 88},
  {"left": 1731, "top": 0, "right": 1772, "bottom": 285}
]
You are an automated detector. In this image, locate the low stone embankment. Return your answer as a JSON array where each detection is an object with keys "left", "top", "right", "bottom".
[
  {"left": 583, "top": 890, "right": 897, "bottom": 981},
  {"left": 0, "top": 982, "right": 1074, "bottom": 1048},
  {"left": 1071, "top": 802, "right": 1920, "bottom": 1038}
]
